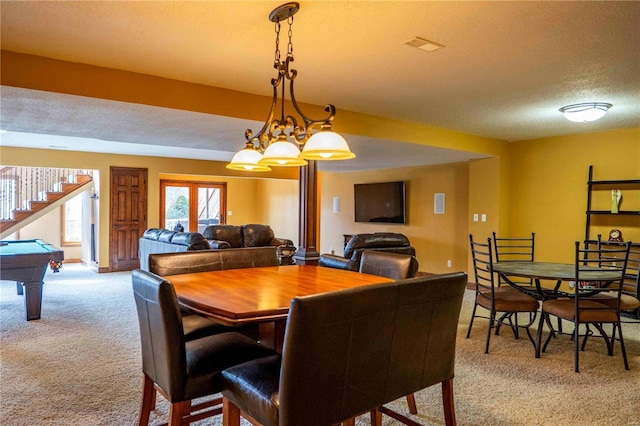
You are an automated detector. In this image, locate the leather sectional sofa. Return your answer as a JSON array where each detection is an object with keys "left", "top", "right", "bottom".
[
  {"left": 319, "top": 232, "right": 416, "bottom": 272},
  {"left": 139, "top": 224, "right": 293, "bottom": 271}
]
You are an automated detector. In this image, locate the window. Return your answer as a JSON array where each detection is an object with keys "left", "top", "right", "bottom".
[
  {"left": 62, "top": 194, "right": 82, "bottom": 245},
  {"left": 160, "top": 180, "right": 226, "bottom": 232}
]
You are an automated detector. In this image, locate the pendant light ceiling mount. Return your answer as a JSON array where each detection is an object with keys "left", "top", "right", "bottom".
[{"left": 226, "top": 2, "right": 355, "bottom": 172}]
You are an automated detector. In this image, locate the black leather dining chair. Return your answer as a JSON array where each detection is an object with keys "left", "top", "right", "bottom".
[
  {"left": 358, "top": 250, "right": 420, "bottom": 419},
  {"left": 132, "top": 269, "right": 276, "bottom": 426},
  {"left": 220, "top": 272, "right": 468, "bottom": 426}
]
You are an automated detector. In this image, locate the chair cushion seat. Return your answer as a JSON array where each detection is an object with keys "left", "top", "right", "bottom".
[
  {"left": 543, "top": 299, "right": 618, "bottom": 323},
  {"left": 184, "top": 333, "right": 276, "bottom": 401},
  {"left": 478, "top": 287, "right": 539, "bottom": 312},
  {"left": 588, "top": 293, "right": 640, "bottom": 311},
  {"left": 222, "top": 354, "right": 282, "bottom": 426},
  {"left": 182, "top": 313, "right": 228, "bottom": 341}
]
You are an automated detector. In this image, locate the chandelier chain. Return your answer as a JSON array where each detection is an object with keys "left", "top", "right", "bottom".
[
  {"left": 274, "top": 21, "right": 281, "bottom": 64},
  {"left": 287, "top": 16, "right": 294, "bottom": 58}
]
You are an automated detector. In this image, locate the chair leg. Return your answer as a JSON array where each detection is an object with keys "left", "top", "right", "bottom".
[
  {"left": 406, "top": 393, "right": 418, "bottom": 414},
  {"left": 442, "top": 378, "right": 457, "bottom": 426},
  {"left": 535, "top": 311, "right": 546, "bottom": 358},
  {"left": 616, "top": 322, "right": 630, "bottom": 370},
  {"left": 574, "top": 321, "right": 580, "bottom": 373},
  {"left": 466, "top": 302, "right": 478, "bottom": 338},
  {"left": 169, "top": 400, "right": 191, "bottom": 426},
  {"left": 485, "top": 309, "right": 496, "bottom": 354},
  {"left": 138, "top": 375, "right": 155, "bottom": 426},
  {"left": 370, "top": 408, "right": 383, "bottom": 426},
  {"left": 223, "top": 397, "right": 241, "bottom": 426}
]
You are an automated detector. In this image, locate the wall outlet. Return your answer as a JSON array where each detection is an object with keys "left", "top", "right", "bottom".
[
  {"left": 473, "top": 213, "right": 479, "bottom": 222},
  {"left": 481, "top": 213, "right": 487, "bottom": 222},
  {"left": 447, "top": 260, "right": 452, "bottom": 268},
  {"left": 228, "top": 210, "right": 233, "bottom": 216}
]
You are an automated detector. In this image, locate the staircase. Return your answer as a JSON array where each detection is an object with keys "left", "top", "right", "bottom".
[{"left": 0, "top": 166, "right": 94, "bottom": 239}]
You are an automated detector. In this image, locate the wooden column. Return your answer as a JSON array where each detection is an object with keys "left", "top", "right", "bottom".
[{"left": 293, "top": 160, "right": 320, "bottom": 265}]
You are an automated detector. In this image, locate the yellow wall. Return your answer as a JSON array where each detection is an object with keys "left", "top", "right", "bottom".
[
  {"left": 2, "top": 128, "right": 638, "bottom": 275},
  {"left": 0, "top": 146, "right": 298, "bottom": 269},
  {"left": 320, "top": 128, "right": 639, "bottom": 278},
  {"left": 320, "top": 162, "right": 470, "bottom": 274},
  {"left": 508, "top": 128, "right": 640, "bottom": 263},
  {"left": 2, "top": 52, "right": 638, "bottom": 274}
]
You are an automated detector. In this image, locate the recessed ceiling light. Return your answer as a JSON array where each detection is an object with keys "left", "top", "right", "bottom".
[{"left": 404, "top": 37, "right": 444, "bottom": 52}]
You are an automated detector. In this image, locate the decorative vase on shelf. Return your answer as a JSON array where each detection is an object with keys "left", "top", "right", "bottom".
[{"left": 611, "top": 189, "right": 621, "bottom": 214}]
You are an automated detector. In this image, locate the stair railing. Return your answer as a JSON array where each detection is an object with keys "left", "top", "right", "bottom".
[{"left": 0, "top": 166, "right": 93, "bottom": 220}]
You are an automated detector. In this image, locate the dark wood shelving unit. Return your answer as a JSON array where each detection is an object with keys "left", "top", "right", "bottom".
[{"left": 585, "top": 165, "right": 640, "bottom": 241}]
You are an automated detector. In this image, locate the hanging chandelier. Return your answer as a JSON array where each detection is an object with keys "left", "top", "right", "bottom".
[{"left": 226, "top": 2, "right": 355, "bottom": 172}]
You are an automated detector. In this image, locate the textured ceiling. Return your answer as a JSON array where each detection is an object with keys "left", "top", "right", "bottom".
[{"left": 1, "top": 1, "right": 639, "bottom": 172}]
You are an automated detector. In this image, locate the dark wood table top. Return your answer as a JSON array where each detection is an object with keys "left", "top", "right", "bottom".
[
  {"left": 493, "top": 261, "right": 621, "bottom": 282},
  {"left": 166, "top": 265, "right": 393, "bottom": 326}
]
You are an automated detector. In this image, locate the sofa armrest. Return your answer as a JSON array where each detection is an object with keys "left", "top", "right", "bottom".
[
  {"left": 208, "top": 239, "right": 232, "bottom": 249},
  {"left": 271, "top": 237, "right": 294, "bottom": 247},
  {"left": 318, "top": 254, "right": 357, "bottom": 271}
]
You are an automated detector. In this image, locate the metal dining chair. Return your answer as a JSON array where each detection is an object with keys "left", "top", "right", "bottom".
[
  {"left": 537, "top": 241, "right": 632, "bottom": 372},
  {"left": 468, "top": 235, "right": 540, "bottom": 354}
]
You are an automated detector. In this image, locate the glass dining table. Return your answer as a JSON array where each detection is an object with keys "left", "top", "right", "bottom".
[
  {"left": 492, "top": 261, "right": 622, "bottom": 357},
  {"left": 492, "top": 261, "right": 621, "bottom": 299}
]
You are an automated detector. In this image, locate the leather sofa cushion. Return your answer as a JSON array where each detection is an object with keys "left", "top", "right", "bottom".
[
  {"left": 170, "top": 232, "right": 210, "bottom": 250},
  {"left": 203, "top": 225, "right": 244, "bottom": 248},
  {"left": 243, "top": 224, "right": 275, "bottom": 247},
  {"left": 143, "top": 228, "right": 164, "bottom": 240},
  {"left": 344, "top": 233, "right": 410, "bottom": 259},
  {"left": 158, "top": 230, "right": 177, "bottom": 243}
]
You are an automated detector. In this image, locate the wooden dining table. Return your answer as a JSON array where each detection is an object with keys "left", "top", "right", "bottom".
[{"left": 165, "top": 264, "right": 393, "bottom": 351}]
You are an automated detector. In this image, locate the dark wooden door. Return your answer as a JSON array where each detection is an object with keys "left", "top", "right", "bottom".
[{"left": 110, "top": 167, "right": 147, "bottom": 272}]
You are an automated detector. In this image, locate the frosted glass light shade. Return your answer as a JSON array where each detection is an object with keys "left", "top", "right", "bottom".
[
  {"left": 300, "top": 131, "right": 356, "bottom": 160},
  {"left": 260, "top": 141, "right": 308, "bottom": 166},
  {"left": 226, "top": 147, "right": 272, "bottom": 171},
  {"left": 560, "top": 103, "right": 612, "bottom": 123}
]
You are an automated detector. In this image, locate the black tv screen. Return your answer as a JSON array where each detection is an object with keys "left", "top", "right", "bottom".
[{"left": 354, "top": 181, "right": 406, "bottom": 224}]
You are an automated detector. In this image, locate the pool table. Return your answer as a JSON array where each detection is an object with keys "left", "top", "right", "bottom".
[{"left": 0, "top": 239, "right": 64, "bottom": 320}]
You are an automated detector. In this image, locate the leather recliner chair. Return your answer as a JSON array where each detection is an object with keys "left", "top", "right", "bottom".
[{"left": 319, "top": 232, "right": 416, "bottom": 271}]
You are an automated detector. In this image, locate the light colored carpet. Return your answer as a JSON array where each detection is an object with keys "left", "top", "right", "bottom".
[{"left": 1, "top": 264, "right": 639, "bottom": 426}]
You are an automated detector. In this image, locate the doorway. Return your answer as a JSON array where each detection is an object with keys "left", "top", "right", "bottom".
[{"left": 110, "top": 167, "right": 147, "bottom": 271}]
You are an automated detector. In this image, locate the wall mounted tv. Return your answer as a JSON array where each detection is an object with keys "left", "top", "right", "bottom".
[{"left": 354, "top": 181, "right": 406, "bottom": 224}]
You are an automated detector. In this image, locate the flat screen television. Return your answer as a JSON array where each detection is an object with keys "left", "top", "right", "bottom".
[{"left": 354, "top": 181, "right": 406, "bottom": 224}]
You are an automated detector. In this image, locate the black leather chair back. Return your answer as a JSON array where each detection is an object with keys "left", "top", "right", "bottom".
[
  {"left": 359, "top": 250, "right": 419, "bottom": 279},
  {"left": 132, "top": 269, "right": 188, "bottom": 401},
  {"left": 148, "top": 247, "right": 278, "bottom": 276},
  {"left": 278, "top": 272, "right": 467, "bottom": 425}
]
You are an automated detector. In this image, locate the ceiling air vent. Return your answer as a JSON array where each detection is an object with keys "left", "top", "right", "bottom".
[{"left": 404, "top": 37, "right": 444, "bottom": 52}]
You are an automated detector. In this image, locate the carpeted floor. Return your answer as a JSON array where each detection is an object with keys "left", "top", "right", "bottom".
[{"left": 1, "top": 264, "right": 639, "bottom": 426}]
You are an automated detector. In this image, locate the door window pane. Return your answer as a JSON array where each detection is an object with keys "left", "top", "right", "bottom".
[
  {"left": 198, "top": 187, "right": 221, "bottom": 232},
  {"left": 160, "top": 180, "right": 226, "bottom": 232},
  {"left": 164, "top": 186, "right": 190, "bottom": 231}
]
